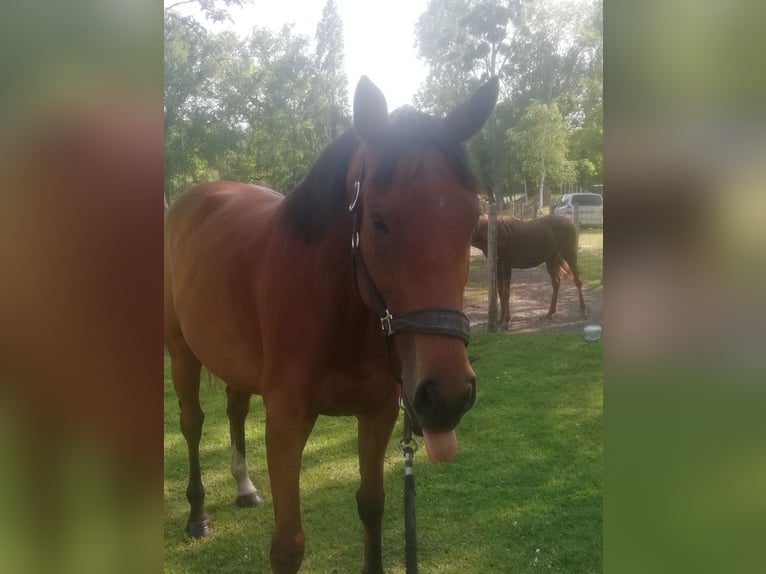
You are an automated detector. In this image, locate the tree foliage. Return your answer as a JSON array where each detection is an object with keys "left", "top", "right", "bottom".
[
  {"left": 315, "top": 0, "right": 351, "bottom": 141},
  {"left": 165, "top": 0, "right": 248, "bottom": 25},
  {"left": 163, "top": 0, "right": 350, "bottom": 203},
  {"left": 415, "top": 0, "right": 602, "bottom": 204},
  {"left": 163, "top": 0, "right": 601, "bottom": 211},
  {"left": 415, "top": 0, "right": 522, "bottom": 114},
  {"left": 508, "top": 100, "right": 576, "bottom": 208}
]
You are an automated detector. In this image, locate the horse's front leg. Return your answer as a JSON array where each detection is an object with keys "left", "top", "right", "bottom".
[
  {"left": 356, "top": 392, "right": 399, "bottom": 574},
  {"left": 500, "top": 274, "right": 512, "bottom": 329},
  {"left": 226, "top": 386, "right": 264, "bottom": 508},
  {"left": 264, "top": 391, "right": 317, "bottom": 574}
]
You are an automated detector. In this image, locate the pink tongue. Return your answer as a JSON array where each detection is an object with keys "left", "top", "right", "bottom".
[{"left": 422, "top": 429, "right": 458, "bottom": 463}]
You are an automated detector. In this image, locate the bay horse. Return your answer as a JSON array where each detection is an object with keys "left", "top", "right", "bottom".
[
  {"left": 164, "top": 76, "right": 499, "bottom": 573},
  {"left": 471, "top": 214, "right": 586, "bottom": 329}
]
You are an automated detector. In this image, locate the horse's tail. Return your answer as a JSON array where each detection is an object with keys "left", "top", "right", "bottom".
[
  {"left": 551, "top": 215, "right": 579, "bottom": 281},
  {"left": 556, "top": 255, "right": 574, "bottom": 281}
]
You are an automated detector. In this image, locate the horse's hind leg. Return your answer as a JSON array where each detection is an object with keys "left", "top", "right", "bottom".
[
  {"left": 168, "top": 345, "right": 210, "bottom": 537},
  {"left": 562, "top": 250, "right": 587, "bottom": 317},
  {"left": 545, "top": 259, "right": 561, "bottom": 319},
  {"left": 356, "top": 395, "right": 399, "bottom": 574},
  {"left": 226, "top": 386, "right": 264, "bottom": 508},
  {"left": 571, "top": 266, "right": 586, "bottom": 317}
]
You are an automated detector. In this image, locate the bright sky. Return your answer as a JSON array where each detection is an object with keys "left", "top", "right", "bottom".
[{"left": 168, "top": 0, "right": 431, "bottom": 111}]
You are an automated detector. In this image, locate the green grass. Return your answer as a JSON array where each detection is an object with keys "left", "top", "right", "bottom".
[
  {"left": 464, "top": 253, "right": 490, "bottom": 301},
  {"left": 576, "top": 228, "right": 603, "bottom": 290},
  {"left": 164, "top": 332, "right": 602, "bottom": 573}
]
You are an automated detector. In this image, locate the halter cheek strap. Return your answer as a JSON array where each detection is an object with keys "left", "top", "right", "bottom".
[{"left": 349, "top": 162, "right": 471, "bottom": 348}]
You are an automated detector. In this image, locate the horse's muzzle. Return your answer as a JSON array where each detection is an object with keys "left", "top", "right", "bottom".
[{"left": 407, "top": 373, "right": 476, "bottom": 436}]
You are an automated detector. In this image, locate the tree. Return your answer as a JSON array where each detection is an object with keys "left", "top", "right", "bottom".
[
  {"left": 164, "top": 0, "right": 252, "bottom": 202},
  {"left": 416, "top": 0, "right": 528, "bottom": 206},
  {"left": 566, "top": 0, "right": 602, "bottom": 187},
  {"left": 506, "top": 0, "right": 592, "bottom": 107},
  {"left": 508, "top": 100, "right": 575, "bottom": 213},
  {"left": 568, "top": 74, "right": 602, "bottom": 187},
  {"left": 164, "top": 8, "right": 215, "bottom": 199},
  {"left": 507, "top": 0, "right": 602, "bottom": 189},
  {"left": 164, "top": 2, "right": 340, "bottom": 201},
  {"left": 314, "top": 0, "right": 351, "bottom": 141},
  {"left": 415, "top": 0, "right": 521, "bottom": 114},
  {"left": 243, "top": 25, "right": 323, "bottom": 190},
  {"left": 165, "top": 0, "right": 249, "bottom": 24},
  {"left": 415, "top": 0, "right": 602, "bottom": 199}
]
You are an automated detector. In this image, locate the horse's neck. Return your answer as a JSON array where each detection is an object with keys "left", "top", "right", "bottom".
[
  {"left": 471, "top": 235, "right": 488, "bottom": 253},
  {"left": 498, "top": 218, "right": 519, "bottom": 241},
  {"left": 308, "top": 217, "right": 372, "bottom": 314},
  {"left": 471, "top": 222, "right": 489, "bottom": 252}
]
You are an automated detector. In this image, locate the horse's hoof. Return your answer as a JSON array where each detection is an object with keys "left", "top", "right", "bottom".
[
  {"left": 187, "top": 520, "right": 212, "bottom": 538},
  {"left": 236, "top": 491, "right": 264, "bottom": 508}
]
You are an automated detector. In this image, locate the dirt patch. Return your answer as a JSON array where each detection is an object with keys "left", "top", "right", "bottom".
[{"left": 465, "top": 264, "right": 603, "bottom": 334}]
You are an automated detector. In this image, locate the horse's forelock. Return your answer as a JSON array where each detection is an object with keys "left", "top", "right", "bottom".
[{"left": 371, "top": 108, "right": 477, "bottom": 191}]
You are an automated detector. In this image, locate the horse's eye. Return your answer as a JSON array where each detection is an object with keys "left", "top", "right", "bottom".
[{"left": 370, "top": 213, "right": 388, "bottom": 233}]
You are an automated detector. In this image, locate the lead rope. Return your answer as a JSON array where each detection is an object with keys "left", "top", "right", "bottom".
[
  {"left": 396, "top": 351, "right": 479, "bottom": 574},
  {"left": 398, "top": 401, "right": 419, "bottom": 574}
]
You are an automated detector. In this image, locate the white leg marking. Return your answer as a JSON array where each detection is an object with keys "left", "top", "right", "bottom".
[{"left": 230, "top": 446, "right": 258, "bottom": 497}]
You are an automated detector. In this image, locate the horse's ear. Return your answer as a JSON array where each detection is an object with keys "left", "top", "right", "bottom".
[
  {"left": 353, "top": 76, "right": 388, "bottom": 147},
  {"left": 444, "top": 76, "right": 499, "bottom": 142}
]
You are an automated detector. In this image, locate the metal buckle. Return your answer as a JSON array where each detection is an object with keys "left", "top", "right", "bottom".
[
  {"left": 398, "top": 436, "right": 419, "bottom": 454},
  {"left": 348, "top": 180, "right": 361, "bottom": 212},
  {"left": 380, "top": 309, "right": 394, "bottom": 335}
]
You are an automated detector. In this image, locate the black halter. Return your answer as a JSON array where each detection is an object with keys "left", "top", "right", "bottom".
[{"left": 348, "top": 162, "right": 471, "bottom": 349}]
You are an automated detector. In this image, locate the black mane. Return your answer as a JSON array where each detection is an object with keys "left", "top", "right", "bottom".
[
  {"left": 282, "top": 128, "right": 359, "bottom": 242},
  {"left": 282, "top": 107, "right": 478, "bottom": 242}
]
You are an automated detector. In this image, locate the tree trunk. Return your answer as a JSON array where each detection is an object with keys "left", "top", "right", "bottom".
[{"left": 487, "top": 201, "right": 498, "bottom": 332}]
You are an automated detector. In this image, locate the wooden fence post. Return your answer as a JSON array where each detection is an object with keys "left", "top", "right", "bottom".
[
  {"left": 487, "top": 202, "right": 498, "bottom": 332},
  {"left": 573, "top": 204, "right": 581, "bottom": 249}
]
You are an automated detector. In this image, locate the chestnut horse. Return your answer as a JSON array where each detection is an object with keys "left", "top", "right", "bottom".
[
  {"left": 471, "top": 214, "right": 586, "bottom": 329},
  {"left": 164, "top": 76, "right": 499, "bottom": 573}
]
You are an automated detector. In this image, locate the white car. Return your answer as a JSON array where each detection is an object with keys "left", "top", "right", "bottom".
[{"left": 553, "top": 193, "right": 603, "bottom": 227}]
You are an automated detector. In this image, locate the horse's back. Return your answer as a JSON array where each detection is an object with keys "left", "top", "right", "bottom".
[
  {"left": 542, "top": 214, "right": 576, "bottom": 234},
  {"left": 165, "top": 181, "right": 282, "bottom": 279},
  {"left": 164, "top": 181, "right": 284, "bottom": 389},
  {"left": 165, "top": 181, "right": 282, "bottom": 247},
  {"left": 543, "top": 214, "right": 578, "bottom": 254},
  {"left": 500, "top": 216, "right": 556, "bottom": 267}
]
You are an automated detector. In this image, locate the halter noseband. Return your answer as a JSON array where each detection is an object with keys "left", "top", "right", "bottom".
[{"left": 348, "top": 162, "right": 471, "bottom": 348}]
